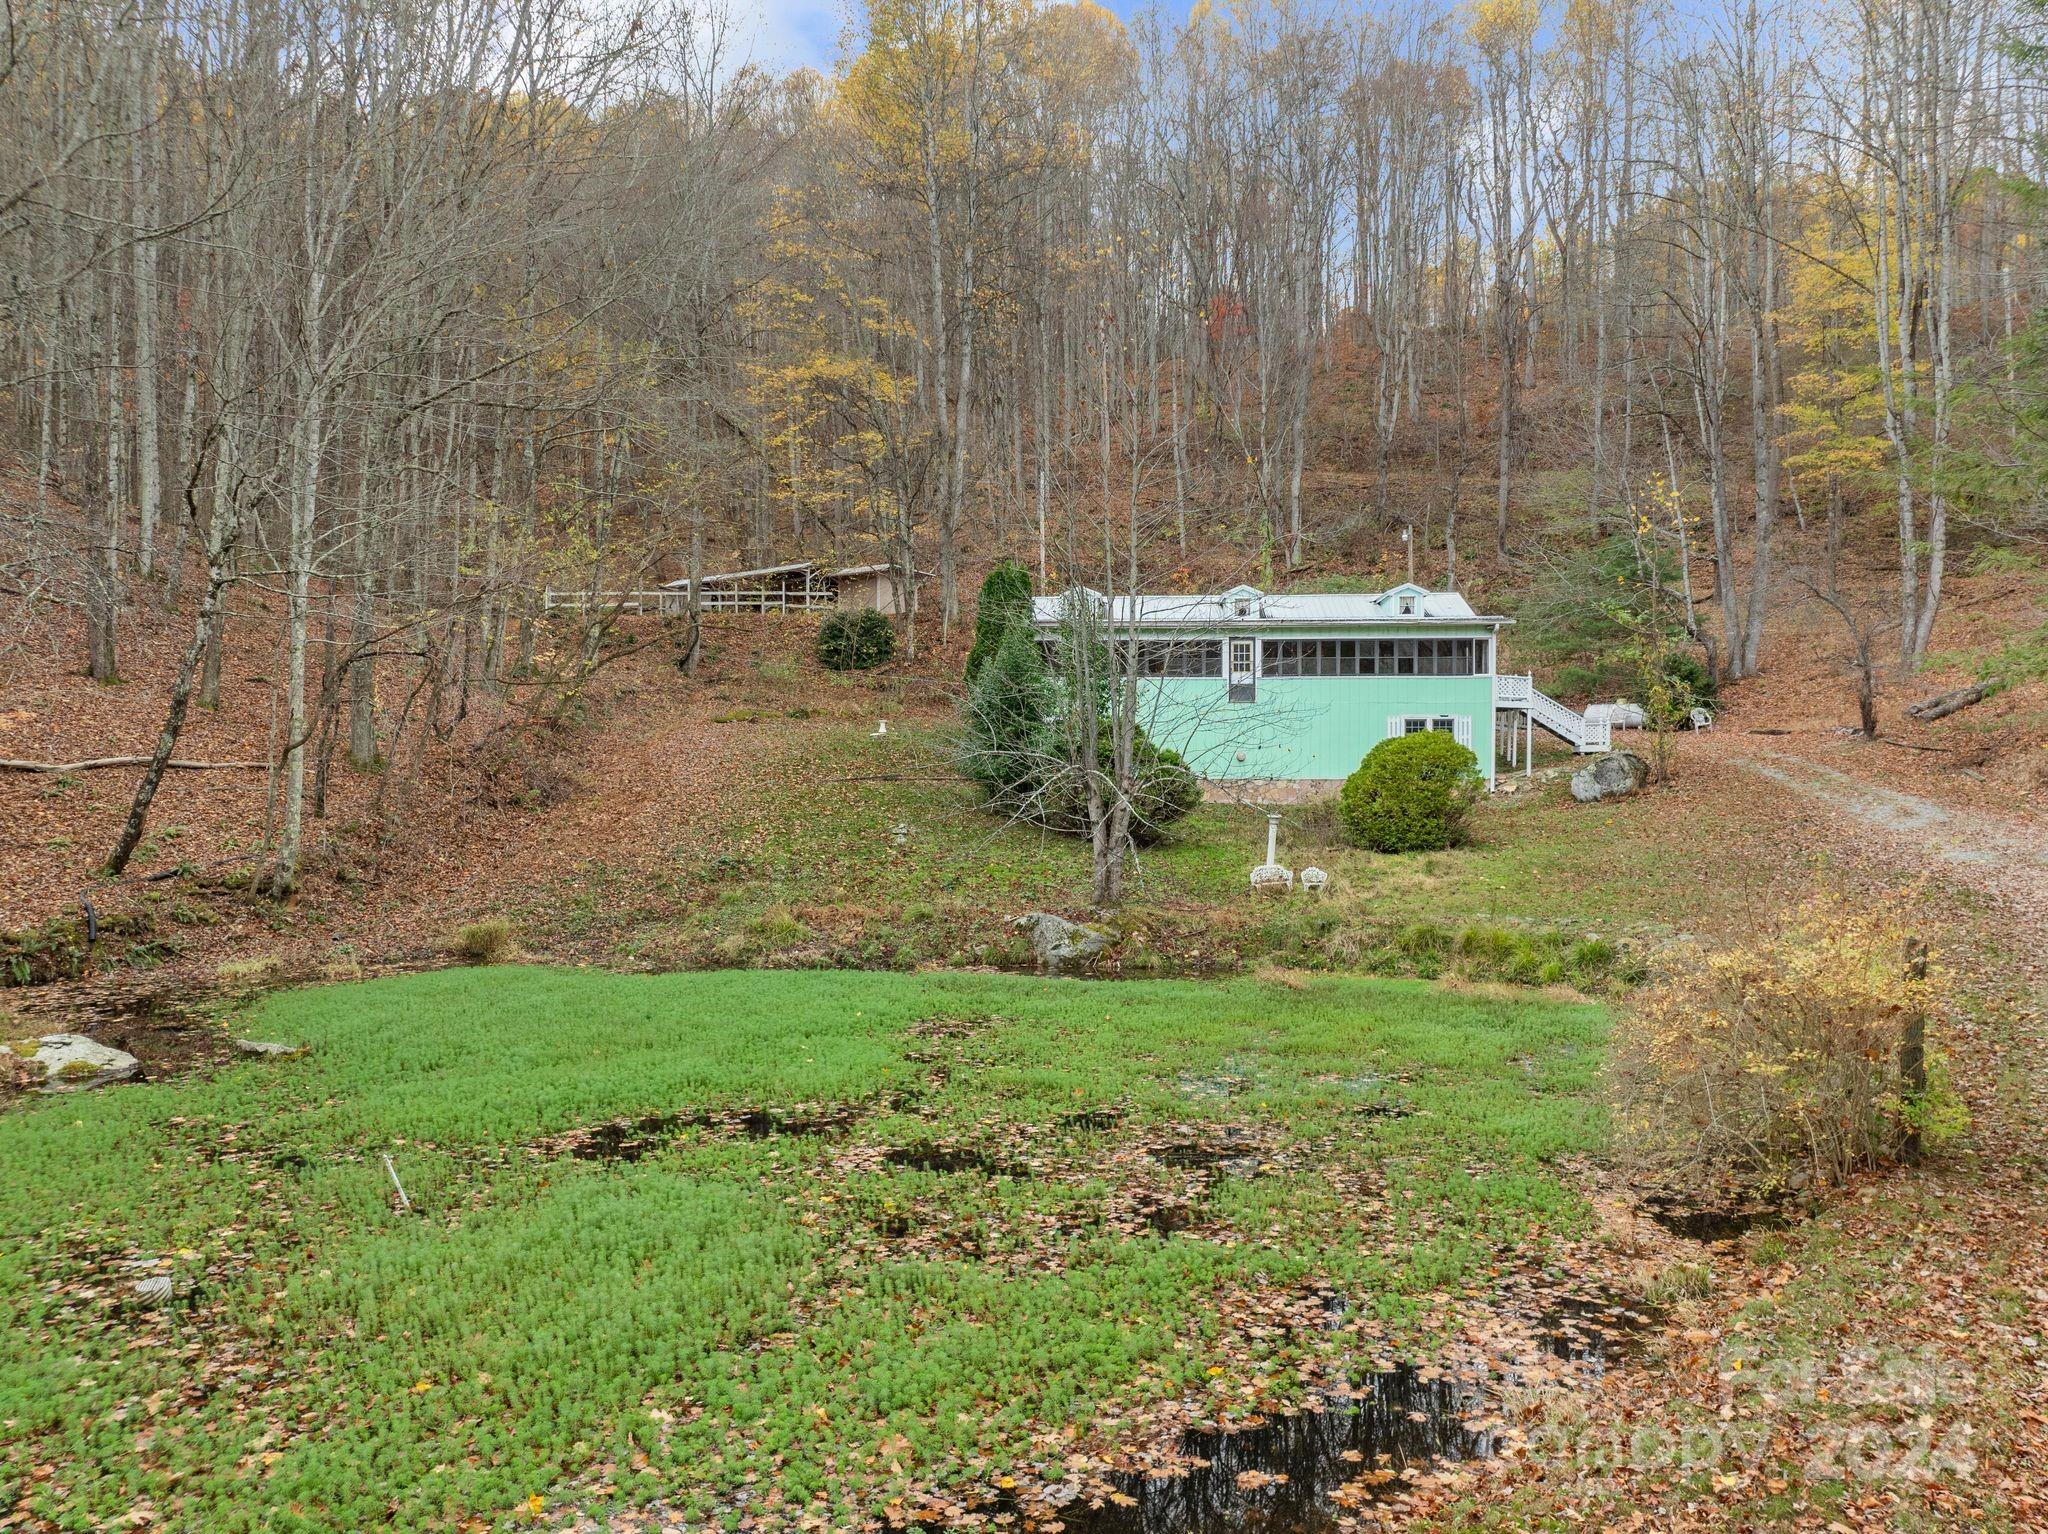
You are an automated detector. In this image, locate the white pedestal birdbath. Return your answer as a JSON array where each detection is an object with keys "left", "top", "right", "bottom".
[{"left": 1250, "top": 811, "right": 1293, "bottom": 893}]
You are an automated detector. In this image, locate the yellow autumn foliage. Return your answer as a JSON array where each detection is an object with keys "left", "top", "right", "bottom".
[
  {"left": 1466, "top": 0, "right": 1540, "bottom": 51},
  {"left": 1607, "top": 893, "right": 1961, "bottom": 1200}
]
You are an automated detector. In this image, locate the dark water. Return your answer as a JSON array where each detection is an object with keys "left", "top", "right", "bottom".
[
  {"left": 1035, "top": 1288, "right": 1651, "bottom": 1532},
  {"left": 884, "top": 1143, "right": 1027, "bottom": 1177},
  {"left": 1045, "top": 1366, "right": 1491, "bottom": 1533},
  {"left": 568, "top": 1106, "right": 857, "bottom": 1161},
  {"left": 1149, "top": 1142, "right": 1264, "bottom": 1175},
  {"left": 569, "top": 1114, "right": 685, "bottom": 1161},
  {"left": 1061, "top": 1109, "right": 1124, "bottom": 1131},
  {"left": 1141, "top": 1201, "right": 1195, "bottom": 1234},
  {"left": 1644, "top": 1196, "right": 1790, "bottom": 1242},
  {"left": 1526, "top": 1292, "right": 1656, "bottom": 1370}
]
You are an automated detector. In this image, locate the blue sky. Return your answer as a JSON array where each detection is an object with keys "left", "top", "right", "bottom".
[
  {"left": 739, "top": 0, "right": 1150, "bottom": 75},
  {"left": 739, "top": 0, "right": 855, "bottom": 73}
]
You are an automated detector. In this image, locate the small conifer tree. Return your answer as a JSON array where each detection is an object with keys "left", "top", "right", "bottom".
[
  {"left": 961, "top": 620, "right": 1052, "bottom": 808},
  {"left": 965, "top": 562, "right": 1034, "bottom": 682}
]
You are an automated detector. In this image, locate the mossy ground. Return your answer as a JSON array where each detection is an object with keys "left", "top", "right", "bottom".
[{"left": 0, "top": 965, "right": 1604, "bottom": 1531}]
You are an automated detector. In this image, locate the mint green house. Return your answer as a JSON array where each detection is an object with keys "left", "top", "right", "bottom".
[{"left": 1029, "top": 583, "right": 1609, "bottom": 792}]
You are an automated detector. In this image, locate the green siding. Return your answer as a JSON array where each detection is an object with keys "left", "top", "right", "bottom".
[{"left": 1134, "top": 628, "right": 1498, "bottom": 784}]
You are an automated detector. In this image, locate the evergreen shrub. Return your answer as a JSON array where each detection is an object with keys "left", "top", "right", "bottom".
[{"left": 1338, "top": 731, "right": 1483, "bottom": 852}]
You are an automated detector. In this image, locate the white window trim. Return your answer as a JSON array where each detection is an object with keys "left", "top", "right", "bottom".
[{"left": 1389, "top": 714, "right": 1472, "bottom": 748}]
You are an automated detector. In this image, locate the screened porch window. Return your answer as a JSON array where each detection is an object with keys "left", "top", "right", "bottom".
[
  {"left": 1261, "top": 637, "right": 1489, "bottom": 677},
  {"left": 1128, "top": 638, "right": 1223, "bottom": 678}
]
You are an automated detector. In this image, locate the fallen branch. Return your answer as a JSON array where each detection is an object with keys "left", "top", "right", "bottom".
[
  {"left": 383, "top": 1154, "right": 413, "bottom": 1214},
  {"left": 1905, "top": 680, "right": 2002, "bottom": 722},
  {"left": 0, "top": 756, "right": 269, "bottom": 773},
  {"left": 828, "top": 773, "right": 959, "bottom": 784},
  {"left": 1873, "top": 738, "right": 1953, "bottom": 753}
]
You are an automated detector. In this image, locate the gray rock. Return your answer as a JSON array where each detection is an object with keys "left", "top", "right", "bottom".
[
  {"left": 1009, "top": 913, "right": 1114, "bottom": 976},
  {"left": 234, "top": 1038, "right": 306, "bottom": 1058},
  {"left": 1570, "top": 750, "right": 1650, "bottom": 804},
  {"left": 6, "top": 1033, "right": 142, "bottom": 1093}
]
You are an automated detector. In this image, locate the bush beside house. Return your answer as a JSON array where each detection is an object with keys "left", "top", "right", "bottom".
[{"left": 1338, "top": 731, "right": 1483, "bottom": 852}]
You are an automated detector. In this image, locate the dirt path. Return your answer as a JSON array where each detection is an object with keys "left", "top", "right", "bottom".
[
  {"left": 1731, "top": 748, "right": 2048, "bottom": 876},
  {"left": 1716, "top": 741, "right": 2048, "bottom": 977}
]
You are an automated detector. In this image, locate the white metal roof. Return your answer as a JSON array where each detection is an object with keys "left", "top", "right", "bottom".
[{"left": 1029, "top": 584, "right": 1504, "bottom": 629}]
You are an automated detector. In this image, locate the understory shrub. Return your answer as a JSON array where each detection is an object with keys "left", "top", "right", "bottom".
[
  {"left": 2, "top": 911, "right": 150, "bottom": 986},
  {"left": 1607, "top": 896, "right": 1963, "bottom": 1203},
  {"left": 816, "top": 608, "right": 894, "bottom": 671},
  {"left": 1330, "top": 921, "right": 1640, "bottom": 990},
  {"left": 1661, "top": 649, "right": 1718, "bottom": 712},
  {"left": 1338, "top": 731, "right": 1482, "bottom": 852},
  {"left": 1038, "top": 725, "right": 1202, "bottom": 846},
  {"left": 449, "top": 917, "right": 515, "bottom": 965}
]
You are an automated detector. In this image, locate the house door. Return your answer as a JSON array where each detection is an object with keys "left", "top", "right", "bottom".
[{"left": 1229, "top": 638, "right": 1256, "bottom": 703}]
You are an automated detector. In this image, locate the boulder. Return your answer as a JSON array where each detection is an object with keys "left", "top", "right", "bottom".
[
  {"left": 1570, "top": 750, "right": 1650, "bottom": 803},
  {"left": 3, "top": 1033, "right": 142, "bottom": 1093},
  {"left": 1009, "top": 913, "right": 1114, "bottom": 976},
  {"left": 234, "top": 1038, "right": 307, "bottom": 1058}
]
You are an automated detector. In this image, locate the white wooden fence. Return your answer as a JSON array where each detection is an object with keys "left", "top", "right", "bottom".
[{"left": 541, "top": 583, "right": 838, "bottom": 617}]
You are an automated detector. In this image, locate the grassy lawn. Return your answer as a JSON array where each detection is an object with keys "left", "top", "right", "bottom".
[
  {"left": 526, "top": 720, "right": 1757, "bottom": 980},
  {"left": 0, "top": 965, "right": 1604, "bottom": 1531}
]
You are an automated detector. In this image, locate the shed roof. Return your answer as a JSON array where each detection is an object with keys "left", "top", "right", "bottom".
[
  {"left": 661, "top": 561, "right": 817, "bottom": 590},
  {"left": 1029, "top": 584, "right": 1504, "bottom": 629}
]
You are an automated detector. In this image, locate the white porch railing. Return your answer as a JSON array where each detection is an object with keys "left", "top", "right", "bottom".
[{"left": 1496, "top": 674, "right": 1610, "bottom": 754}]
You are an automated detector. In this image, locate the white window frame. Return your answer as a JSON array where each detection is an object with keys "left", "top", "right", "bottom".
[{"left": 1389, "top": 714, "right": 1472, "bottom": 749}]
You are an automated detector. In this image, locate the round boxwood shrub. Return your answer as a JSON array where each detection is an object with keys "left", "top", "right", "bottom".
[
  {"left": 1338, "top": 730, "right": 1483, "bottom": 852},
  {"left": 816, "top": 608, "right": 895, "bottom": 670}
]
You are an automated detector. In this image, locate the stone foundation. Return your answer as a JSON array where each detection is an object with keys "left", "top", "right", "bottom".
[{"left": 1199, "top": 778, "right": 1344, "bottom": 805}]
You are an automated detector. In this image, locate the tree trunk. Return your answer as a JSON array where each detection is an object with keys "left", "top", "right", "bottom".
[{"left": 105, "top": 501, "right": 241, "bottom": 875}]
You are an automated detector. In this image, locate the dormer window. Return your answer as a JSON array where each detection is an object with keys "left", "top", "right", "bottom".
[
  {"left": 1398, "top": 594, "right": 1417, "bottom": 616},
  {"left": 1220, "top": 583, "right": 1262, "bottom": 621}
]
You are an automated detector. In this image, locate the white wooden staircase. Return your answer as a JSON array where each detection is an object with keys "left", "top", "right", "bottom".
[{"left": 1496, "top": 675, "right": 1611, "bottom": 754}]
